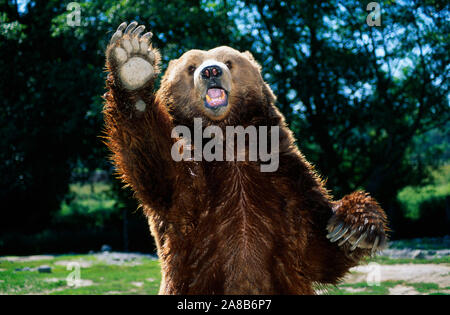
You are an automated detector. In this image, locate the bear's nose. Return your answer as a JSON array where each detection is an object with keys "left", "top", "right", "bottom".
[{"left": 201, "top": 65, "right": 222, "bottom": 79}]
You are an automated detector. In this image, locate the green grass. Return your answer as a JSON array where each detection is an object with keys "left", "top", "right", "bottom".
[
  {"left": 325, "top": 281, "right": 400, "bottom": 295},
  {"left": 0, "top": 254, "right": 161, "bottom": 295},
  {"left": 1, "top": 254, "right": 448, "bottom": 295},
  {"left": 326, "top": 280, "right": 449, "bottom": 295},
  {"left": 409, "top": 282, "right": 440, "bottom": 293}
]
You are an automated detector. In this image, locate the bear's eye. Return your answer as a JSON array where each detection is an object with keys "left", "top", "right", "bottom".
[
  {"left": 188, "top": 65, "right": 196, "bottom": 75},
  {"left": 225, "top": 61, "right": 232, "bottom": 69}
]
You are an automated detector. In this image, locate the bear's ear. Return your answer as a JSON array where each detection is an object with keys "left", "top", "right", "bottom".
[
  {"left": 162, "top": 59, "right": 180, "bottom": 82},
  {"left": 242, "top": 51, "right": 256, "bottom": 62},
  {"left": 167, "top": 59, "right": 179, "bottom": 72},
  {"left": 242, "top": 50, "right": 262, "bottom": 72}
]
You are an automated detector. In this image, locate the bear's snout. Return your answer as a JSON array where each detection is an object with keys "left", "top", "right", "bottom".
[
  {"left": 194, "top": 59, "right": 232, "bottom": 119},
  {"left": 194, "top": 60, "right": 232, "bottom": 97}
]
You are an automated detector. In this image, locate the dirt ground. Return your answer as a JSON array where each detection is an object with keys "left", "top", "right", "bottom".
[{"left": 343, "top": 264, "right": 450, "bottom": 295}]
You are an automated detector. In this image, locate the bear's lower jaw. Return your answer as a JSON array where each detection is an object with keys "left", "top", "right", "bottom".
[
  {"left": 202, "top": 103, "right": 230, "bottom": 120},
  {"left": 204, "top": 99, "right": 228, "bottom": 110}
]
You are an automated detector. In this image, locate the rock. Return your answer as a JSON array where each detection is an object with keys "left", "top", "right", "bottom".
[
  {"left": 54, "top": 260, "right": 92, "bottom": 268},
  {"left": 411, "top": 250, "right": 422, "bottom": 259},
  {"left": 380, "top": 245, "right": 450, "bottom": 260},
  {"left": 3, "top": 255, "right": 55, "bottom": 262},
  {"left": 388, "top": 285, "right": 420, "bottom": 295},
  {"left": 93, "top": 252, "right": 157, "bottom": 266},
  {"left": 131, "top": 281, "right": 144, "bottom": 287},
  {"left": 38, "top": 265, "right": 52, "bottom": 273},
  {"left": 101, "top": 244, "right": 112, "bottom": 252}
]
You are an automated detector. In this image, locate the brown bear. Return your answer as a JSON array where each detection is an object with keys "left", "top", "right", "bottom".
[{"left": 103, "top": 22, "right": 388, "bottom": 295}]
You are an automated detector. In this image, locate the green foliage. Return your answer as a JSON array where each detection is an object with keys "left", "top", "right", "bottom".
[
  {"left": 0, "top": 11, "right": 26, "bottom": 40},
  {"left": 398, "top": 165, "right": 449, "bottom": 220},
  {"left": 0, "top": 181, "right": 155, "bottom": 255},
  {"left": 0, "top": 0, "right": 110, "bottom": 234},
  {"left": 235, "top": 0, "right": 450, "bottom": 203},
  {"left": 56, "top": 182, "right": 117, "bottom": 228}
]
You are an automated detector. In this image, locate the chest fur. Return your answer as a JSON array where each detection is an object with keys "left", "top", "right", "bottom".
[
  {"left": 157, "top": 162, "right": 294, "bottom": 293},
  {"left": 195, "top": 164, "right": 287, "bottom": 291}
]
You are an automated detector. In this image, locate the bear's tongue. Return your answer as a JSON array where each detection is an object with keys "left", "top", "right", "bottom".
[
  {"left": 205, "top": 88, "right": 227, "bottom": 108},
  {"left": 207, "top": 88, "right": 223, "bottom": 99}
]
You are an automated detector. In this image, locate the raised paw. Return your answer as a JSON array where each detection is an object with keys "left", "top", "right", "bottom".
[
  {"left": 107, "top": 21, "right": 157, "bottom": 90},
  {"left": 326, "top": 191, "right": 388, "bottom": 256}
]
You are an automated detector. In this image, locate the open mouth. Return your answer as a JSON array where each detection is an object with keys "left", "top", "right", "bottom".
[{"left": 204, "top": 88, "right": 228, "bottom": 109}]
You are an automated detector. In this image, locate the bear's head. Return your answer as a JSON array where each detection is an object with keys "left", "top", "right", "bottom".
[{"left": 157, "top": 46, "right": 276, "bottom": 125}]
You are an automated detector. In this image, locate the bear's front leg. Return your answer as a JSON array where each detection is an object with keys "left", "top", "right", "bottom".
[
  {"left": 326, "top": 191, "right": 388, "bottom": 257},
  {"left": 103, "top": 22, "right": 174, "bottom": 211}
]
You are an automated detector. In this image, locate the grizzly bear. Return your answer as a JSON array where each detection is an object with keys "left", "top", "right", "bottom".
[{"left": 103, "top": 22, "right": 388, "bottom": 294}]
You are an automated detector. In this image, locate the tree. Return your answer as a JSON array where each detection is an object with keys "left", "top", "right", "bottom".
[{"left": 0, "top": 0, "right": 105, "bottom": 233}]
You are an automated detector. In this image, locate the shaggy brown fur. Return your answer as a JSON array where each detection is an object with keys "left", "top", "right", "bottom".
[{"left": 103, "top": 23, "right": 388, "bottom": 295}]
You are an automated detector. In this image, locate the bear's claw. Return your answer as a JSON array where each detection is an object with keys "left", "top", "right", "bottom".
[
  {"left": 110, "top": 22, "right": 127, "bottom": 44},
  {"left": 326, "top": 192, "right": 388, "bottom": 256},
  {"left": 327, "top": 219, "right": 386, "bottom": 256}
]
